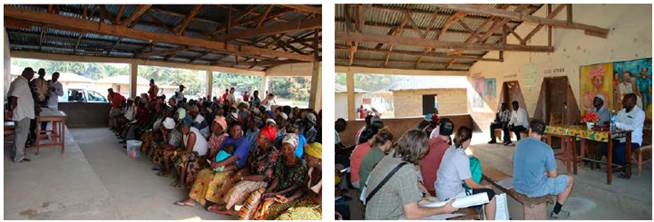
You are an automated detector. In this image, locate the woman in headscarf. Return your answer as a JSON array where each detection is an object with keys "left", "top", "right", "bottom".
[
  {"left": 253, "top": 133, "right": 308, "bottom": 220},
  {"left": 174, "top": 118, "right": 209, "bottom": 188},
  {"left": 174, "top": 122, "right": 250, "bottom": 208},
  {"left": 275, "top": 142, "right": 322, "bottom": 220}
]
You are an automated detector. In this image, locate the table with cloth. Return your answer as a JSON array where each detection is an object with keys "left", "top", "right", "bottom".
[{"left": 545, "top": 125, "right": 631, "bottom": 184}]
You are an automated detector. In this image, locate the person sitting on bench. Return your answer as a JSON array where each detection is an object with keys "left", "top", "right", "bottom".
[
  {"left": 488, "top": 103, "right": 511, "bottom": 145},
  {"left": 436, "top": 126, "right": 497, "bottom": 220},
  {"left": 508, "top": 101, "right": 529, "bottom": 143},
  {"left": 513, "top": 119, "right": 575, "bottom": 219}
]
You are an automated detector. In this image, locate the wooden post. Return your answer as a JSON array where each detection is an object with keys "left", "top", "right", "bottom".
[
  {"left": 346, "top": 70, "right": 355, "bottom": 120},
  {"left": 129, "top": 62, "right": 137, "bottom": 98},
  {"left": 308, "top": 61, "right": 321, "bottom": 110},
  {"left": 262, "top": 75, "right": 270, "bottom": 95},
  {"left": 206, "top": 69, "right": 213, "bottom": 99}
]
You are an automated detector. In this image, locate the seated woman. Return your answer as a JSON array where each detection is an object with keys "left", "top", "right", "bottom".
[
  {"left": 275, "top": 142, "right": 322, "bottom": 220},
  {"left": 173, "top": 118, "right": 209, "bottom": 188},
  {"left": 358, "top": 128, "right": 394, "bottom": 190},
  {"left": 250, "top": 133, "right": 308, "bottom": 220},
  {"left": 435, "top": 126, "right": 497, "bottom": 220},
  {"left": 153, "top": 117, "right": 183, "bottom": 174},
  {"left": 208, "top": 132, "right": 281, "bottom": 216},
  {"left": 174, "top": 122, "right": 251, "bottom": 207}
]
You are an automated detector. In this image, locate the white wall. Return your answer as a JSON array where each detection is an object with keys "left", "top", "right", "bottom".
[{"left": 470, "top": 4, "right": 652, "bottom": 118}]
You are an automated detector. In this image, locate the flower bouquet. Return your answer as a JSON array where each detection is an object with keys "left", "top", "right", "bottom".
[{"left": 581, "top": 112, "right": 599, "bottom": 130}]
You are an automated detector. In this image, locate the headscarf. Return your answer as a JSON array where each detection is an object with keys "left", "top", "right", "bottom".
[
  {"left": 306, "top": 113, "right": 317, "bottom": 125},
  {"left": 595, "top": 94, "right": 605, "bottom": 102},
  {"left": 282, "top": 133, "right": 298, "bottom": 151},
  {"left": 163, "top": 117, "right": 176, "bottom": 130},
  {"left": 260, "top": 123, "right": 277, "bottom": 143},
  {"left": 213, "top": 115, "right": 227, "bottom": 131},
  {"left": 305, "top": 142, "right": 322, "bottom": 160}
]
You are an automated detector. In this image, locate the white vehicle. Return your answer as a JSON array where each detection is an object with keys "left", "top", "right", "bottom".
[{"left": 58, "top": 88, "right": 108, "bottom": 103}]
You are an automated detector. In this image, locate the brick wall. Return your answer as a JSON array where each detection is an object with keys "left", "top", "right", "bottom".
[{"left": 392, "top": 88, "right": 468, "bottom": 117}]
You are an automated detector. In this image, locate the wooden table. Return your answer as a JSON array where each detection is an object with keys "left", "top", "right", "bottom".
[
  {"left": 545, "top": 125, "right": 632, "bottom": 184},
  {"left": 34, "top": 108, "right": 67, "bottom": 154}
]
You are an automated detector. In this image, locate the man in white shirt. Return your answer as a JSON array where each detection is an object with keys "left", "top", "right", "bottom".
[
  {"left": 175, "top": 85, "right": 185, "bottom": 104},
  {"left": 47, "top": 72, "right": 64, "bottom": 110},
  {"left": 508, "top": 101, "right": 529, "bottom": 142},
  {"left": 610, "top": 93, "right": 645, "bottom": 178},
  {"left": 7, "top": 67, "right": 36, "bottom": 162}
]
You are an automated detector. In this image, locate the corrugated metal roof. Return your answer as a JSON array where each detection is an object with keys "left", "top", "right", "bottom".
[
  {"left": 336, "top": 4, "right": 542, "bottom": 71},
  {"left": 6, "top": 4, "right": 320, "bottom": 71}
]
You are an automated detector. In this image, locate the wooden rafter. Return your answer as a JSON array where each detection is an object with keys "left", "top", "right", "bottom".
[
  {"left": 522, "top": 4, "right": 565, "bottom": 44},
  {"left": 416, "top": 11, "right": 466, "bottom": 68},
  {"left": 219, "top": 17, "right": 321, "bottom": 41},
  {"left": 337, "top": 57, "right": 475, "bottom": 66},
  {"left": 257, "top": 6, "right": 274, "bottom": 28},
  {"left": 437, "top": 4, "right": 609, "bottom": 38},
  {"left": 115, "top": 5, "right": 126, "bottom": 25},
  {"left": 283, "top": 5, "right": 321, "bottom": 15},
  {"left": 175, "top": 5, "right": 203, "bottom": 36},
  {"left": 383, "top": 11, "right": 410, "bottom": 67},
  {"left": 5, "top": 6, "right": 314, "bottom": 61},
  {"left": 336, "top": 32, "right": 554, "bottom": 52},
  {"left": 138, "top": 46, "right": 188, "bottom": 58},
  {"left": 122, "top": 5, "right": 151, "bottom": 27},
  {"left": 335, "top": 45, "right": 502, "bottom": 61}
]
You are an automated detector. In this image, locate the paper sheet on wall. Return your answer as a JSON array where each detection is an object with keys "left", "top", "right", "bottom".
[{"left": 419, "top": 193, "right": 490, "bottom": 209}]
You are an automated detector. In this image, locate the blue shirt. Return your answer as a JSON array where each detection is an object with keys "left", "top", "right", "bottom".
[
  {"left": 220, "top": 136, "right": 251, "bottom": 169},
  {"left": 512, "top": 137, "right": 556, "bottom": 195},
  {"left": 593, "top": 107, "right": 611, "bottom": 125},
  {"left": 296, "top": 134, "right": 305, "bottom": 158}
]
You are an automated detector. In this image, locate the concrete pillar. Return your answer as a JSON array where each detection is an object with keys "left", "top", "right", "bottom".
[
  {"left": 206, "top": 69, "right": 213, "bottom": 99},
  {"left": 4, "top": 30, "right": 11, "bottom": 96},
  {"left": 308, "top": 61, "right": 321, "bottom": 110},
  {"left": 262, "top": 75, "right": 270, "bottom": 95},
  {"left": 129, "top": 62, "right": 137, "bottom": 98},
  {"left": 346, "top": 69, "right": 355, "bottom": 120}
]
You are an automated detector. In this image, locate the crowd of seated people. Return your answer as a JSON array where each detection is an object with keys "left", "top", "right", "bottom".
[
  {"left": 337, "top": 113, "right": 576, "bottom": 220},
  {"left": 107, "top": 85, "right": 322, "bottom": 220}
]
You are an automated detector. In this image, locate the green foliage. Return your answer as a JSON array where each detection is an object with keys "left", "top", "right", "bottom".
[
  {"left": 268, "top": 76, "right": 311, "bottom": 103},
  {"left": 137, "top": 65, "right": 206, "bottom": 97},
  {"left": 335, "top": 73, "right": 394, "bottom": 92},
  {"left": 212, "top": 72, "right": 262, "bottom": 94},
  {"left": 12, "top": 58, "right": 129, "bottom": 80}
]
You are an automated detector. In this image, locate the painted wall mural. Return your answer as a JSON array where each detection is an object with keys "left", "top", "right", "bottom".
[
  {"left": 470, "top": 76, "right": 497, "bottom": 109},
  {"left": 580, "top": 58, "right": 652, "bottom": 120}
]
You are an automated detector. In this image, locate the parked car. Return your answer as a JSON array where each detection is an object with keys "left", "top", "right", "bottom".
[{"left": 58, "top": 88, "right": 108, "bottom": 103}]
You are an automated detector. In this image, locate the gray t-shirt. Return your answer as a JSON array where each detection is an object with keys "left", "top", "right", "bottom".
[
  {"left": 365, "top": 155, "right": 422, "bottom": 220},
  {"left": 435, "top": 147, "right": 471, "bottom": 201},
  {"left": 512, "top": 137, "right": 556, "bottom": 195}
]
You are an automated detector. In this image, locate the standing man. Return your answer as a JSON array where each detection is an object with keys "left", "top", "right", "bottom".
[
  {"left": 107, "top": 88, "right": 126, "bottom": 131},
  {"left": 175, "top": 85, "right": 186, "bottom": 104},
  {"left": 47, "top": 72, "right": 64, "bottom": 110},
  {"left": 148, "top": 79, "right": 159, "bottom": 102},
  {"left": 513, "top": 119, "right": 575, "bottom": 219},
  {"left": 508, "top": 101, "right": 529, "bottom": 142},
  {"left": 227, "top": 87, "right": 236, "bottom": 105},
  {"left": 7, "top": 68, "right": 36, "bottom": 162},
  {"left": 488, "top": 103, "right": 511, "bottom": 145},
  {"left": 611, "top": 93, "right": 645, "bottom": 178},
  {"left": 32, "top": 68, "right": 49, "bottom": 106}
]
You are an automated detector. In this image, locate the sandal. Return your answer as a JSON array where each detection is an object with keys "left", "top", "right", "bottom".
[{"left": 174, "top": 200, "right": 195, "bottom": 207}]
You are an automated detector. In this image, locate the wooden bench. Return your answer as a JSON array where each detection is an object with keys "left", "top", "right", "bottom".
[
  {"left": 482, "top": 164, "right": 555, "bottom": 220},
  {"left": 636, "top": 145, "right": 652, "bottom": 176}
]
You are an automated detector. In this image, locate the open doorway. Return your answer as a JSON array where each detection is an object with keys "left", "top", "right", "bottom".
[
  {"left": 534, "top": 76, "right": 581, "bottom": 125},
  {"left": 498, "top": 81, "right": 527, "bottom": 112}
]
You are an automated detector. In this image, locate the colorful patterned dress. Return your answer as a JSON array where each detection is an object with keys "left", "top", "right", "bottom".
[
  {"left": 276, "top": 167, "right": 322, "bottom": 220},
  {"left": 258, "top": 159, "right": 308, "bottom": 220}
]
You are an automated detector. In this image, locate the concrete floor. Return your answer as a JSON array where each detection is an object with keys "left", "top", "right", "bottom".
[
  {"left": 339, "top": 132, "right": 652, "bottom": 220},
  {"left": 5, "top": 127, "right": 235, "bottom": 220}
]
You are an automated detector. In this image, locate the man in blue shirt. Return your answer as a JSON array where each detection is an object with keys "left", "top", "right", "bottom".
[{"left": 513, "top": 119, "right": 575, "bottom": 219}]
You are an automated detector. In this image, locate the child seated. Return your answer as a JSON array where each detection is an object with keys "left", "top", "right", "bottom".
[{"left": 212, "top": 144, "right": 236, "bottom": 172}]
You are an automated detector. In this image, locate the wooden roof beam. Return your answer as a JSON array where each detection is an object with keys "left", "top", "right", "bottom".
[
  {"left": 416, "top": 11, "right": 466, "bottom": 68},
  {"left": 122, "top": 5, "right": 151, "bottom": 27},
  {"left": 220, "top": 17, "right": 321, "bottom": 41},
  {"left": 335, "top": 44, "right": 502, "bottom": 62},
  {"left": 437, "top": 4, "right": 609, "bottom": 38},
  {"left": 522, "top": 4, "right": 565, "bottom": 44},
  {"left": 174, "top": 5, "right": 203, "bottom": 36},
  {"left": 336, "top": 32, "right": 554, "bottom": 52},
  {"left": 283, "top": 5, "right": 321, "bottom": 15},
  {"left": 5, "top": 6, "right": 314, "bottom": 61}
]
